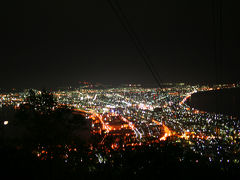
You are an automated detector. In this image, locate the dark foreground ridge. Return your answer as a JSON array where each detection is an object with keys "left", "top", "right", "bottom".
[{"left": 1, "top": 141, "right": 240, "bottom": 180}]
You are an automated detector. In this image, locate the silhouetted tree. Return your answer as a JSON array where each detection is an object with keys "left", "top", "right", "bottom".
[
  {"left": 26, "top": 89, "right": 57, "bottom": 114},
  {"left": 13, "top": 89, "right": 88, "bottom": 147}
]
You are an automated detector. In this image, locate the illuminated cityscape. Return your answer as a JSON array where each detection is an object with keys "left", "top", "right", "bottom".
[
  {"left": 1, "top": 0, "right": 240, "bottom": 178},
  {"left": 1, "top": 83, "right": 240, "bottom": 176}
]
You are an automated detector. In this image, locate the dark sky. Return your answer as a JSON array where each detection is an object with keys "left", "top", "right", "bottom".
[{"left": 0, "top": 0, "right": 240, "bottom": 88}]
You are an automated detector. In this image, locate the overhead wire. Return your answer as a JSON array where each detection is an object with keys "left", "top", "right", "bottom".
[
  {"left": 212, "top": 0, "right": 223, "bottom": 84},
  {"left": 107, "top": 0, "right": 163, "bottom": 88},
  {"left": 212, "top": 0, "right": 223, "bottom": 139}
]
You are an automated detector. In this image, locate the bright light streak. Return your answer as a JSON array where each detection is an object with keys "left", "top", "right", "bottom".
[
  {"left": 152, "top": 119, "right": 172, "bottom": 141},
  {"left": 179, "top": 90, "right": 197, "bottom": 106}
]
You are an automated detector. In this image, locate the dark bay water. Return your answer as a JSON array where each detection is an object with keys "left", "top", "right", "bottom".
[{"left": 187, "top": 88, "right": 240, "bottom": 117}]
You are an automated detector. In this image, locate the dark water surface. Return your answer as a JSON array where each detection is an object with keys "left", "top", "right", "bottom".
[{"left": 187, "top": 88, "right": 240, "bottom": 117}]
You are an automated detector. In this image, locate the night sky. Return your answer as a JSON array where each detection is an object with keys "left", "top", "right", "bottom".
[{"left": 1, "top": 0, "right": 240, "bottom": 88}]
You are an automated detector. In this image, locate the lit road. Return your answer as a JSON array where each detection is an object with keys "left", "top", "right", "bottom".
[{"left": 152, "top": 119, "right": 172, "bottom": 141}]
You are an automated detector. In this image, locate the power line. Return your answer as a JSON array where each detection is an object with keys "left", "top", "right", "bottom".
[
  {"left": 107, "top": 0, "right": 163, "bottom": 88},
  {"left": 212, "top": 0, "right": 223, "bottom": 84},
  {"left": 212, "top": 0, "right": 223, "bottom": 139}
]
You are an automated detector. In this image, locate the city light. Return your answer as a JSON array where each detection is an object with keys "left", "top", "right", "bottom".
[{"left": 1, "top": 83, "right": 240, "bottom": 169}]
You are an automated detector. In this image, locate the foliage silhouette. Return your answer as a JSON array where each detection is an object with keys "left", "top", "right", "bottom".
[{"left": 14, "top": 89, "right": 88, "bottom": 147}]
